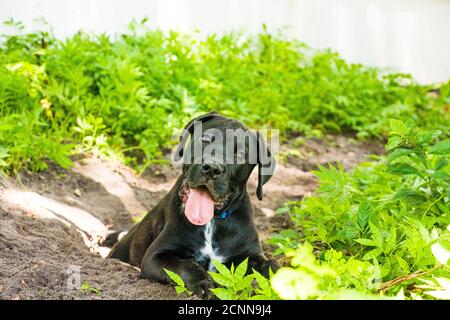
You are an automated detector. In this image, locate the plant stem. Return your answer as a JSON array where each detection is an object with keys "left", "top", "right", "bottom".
[{"left": 378, "top": 265, "right": 442, "bottom": 293}]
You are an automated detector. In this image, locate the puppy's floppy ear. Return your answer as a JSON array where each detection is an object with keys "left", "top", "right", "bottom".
[
  {"left": 174, "top": 111, "right": 223, "bottom": 161},
  {"left": 256, "top": 131, "right": 275, "bottom": 201}
]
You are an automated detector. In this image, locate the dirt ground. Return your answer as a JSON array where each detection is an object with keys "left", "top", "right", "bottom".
[{"left": 0, "top": 135, "right": 383, "bottom": 300}]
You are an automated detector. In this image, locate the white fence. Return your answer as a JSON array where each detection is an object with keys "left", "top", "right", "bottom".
[{"left": 1, "top": 0, "right": 449, "bottom": 84}]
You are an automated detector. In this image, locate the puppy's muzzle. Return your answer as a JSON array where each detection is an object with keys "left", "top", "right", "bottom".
[{"left": 202, "top": 161, "right": 225, "bottom": 179}]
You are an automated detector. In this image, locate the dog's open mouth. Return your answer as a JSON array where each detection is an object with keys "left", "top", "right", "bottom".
[{"left": 179, "top": 180, "right": 232, "bottom": 225}]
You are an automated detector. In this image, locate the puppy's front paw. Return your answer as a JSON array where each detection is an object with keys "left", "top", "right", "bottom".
[
  {"left": 262, "top": 259, "right": 281, "bottom": 277},
  {"left": 187, "top": 278, "right": 216, "bottom": 300}
]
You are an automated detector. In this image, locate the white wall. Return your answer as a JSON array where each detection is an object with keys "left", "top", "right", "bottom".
[{"left": 1, "top": 0, "right": 449, "bottom": 84}]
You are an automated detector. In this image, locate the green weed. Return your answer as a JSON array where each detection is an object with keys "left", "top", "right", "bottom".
[
  {"left": 270, "top": 120, "right": 450, "bottom": 299},
  {"left": 1, "top": 20, "right": 449, "bottom": 174}
]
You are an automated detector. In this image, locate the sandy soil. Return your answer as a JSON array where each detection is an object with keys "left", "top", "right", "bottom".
[{"left": 0, "top": 135, "right": 383, "bottom": 300}]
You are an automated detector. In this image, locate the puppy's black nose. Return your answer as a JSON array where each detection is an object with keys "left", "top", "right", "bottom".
[{"left": 202, "top": 162, "right": 225, "bottom": 179}]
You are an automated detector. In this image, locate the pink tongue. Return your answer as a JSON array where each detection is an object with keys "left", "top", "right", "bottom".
[{"left": 185, "top": 188, "right": 215, "bottom": 226}]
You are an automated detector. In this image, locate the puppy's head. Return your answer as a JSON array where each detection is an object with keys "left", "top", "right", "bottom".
[{"left": 174, "top": 111, "right": 275, "bottom": 225}]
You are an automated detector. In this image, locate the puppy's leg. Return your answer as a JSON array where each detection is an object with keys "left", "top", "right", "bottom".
[
  {"left": 107, "top": 222, "right": 140, "bottom": 263},
  {"left": 99, "top": 229, "right": 128, "bottom": 247},
  {"left": 140, "top": 252, "right": 215, "bottom": 299},
  {"left": 251, "top": 254, "right": 281, "bottom": 277}
]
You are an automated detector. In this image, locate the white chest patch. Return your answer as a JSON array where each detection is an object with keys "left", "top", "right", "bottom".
[{"left": 198, "top": 221, "right": 225, "bottom": 271}]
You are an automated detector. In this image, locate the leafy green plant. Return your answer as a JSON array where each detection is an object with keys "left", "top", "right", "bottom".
[
  {"left": 1, "top": 20, "right": 449, "bottom": 174},
  {"left": 271, "top": 243, "right": 379, "bottom": 299},
  {"left": 73, "top": 115, "right": 109, "bottom": 153},
  {"left": 270, "top": 119, "right": 450, "bottom": 299},
  {"left": 419, "top": 276, "right": 450, "bottom": 300},
  {"left": 207, "top": 259, "right": 278, "bottom": 300},
  {"left": 164, "top": 268, "right": 192, "bottom": 296},
  {"left": 165, "top": 259, "right": 278, "bottom": 300},
  {"left": 80, "top": 282, "right": 102, "bottom": 295}
]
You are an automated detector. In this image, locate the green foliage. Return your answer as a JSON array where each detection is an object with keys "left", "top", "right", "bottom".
[
  {"left": 208, "top": 259, "right": 278, "bottom": 300},
  {"left": 164, "top": 268, "right": 192, "bottom": 296},
  {"left": 419, "top": 276, "right": 450, "bottom": 299},
  {"left": 270, "top": 120, "right": 450, "bottom": 299},
  {"left": 165, "top": 259, "right": 278, "bottom": 300},
  {"left": 80, "top": 282, "right": 102, "bottom": 295},
  {"left": 1, "top": 20, "right": 449, "bottom": 174},
  {"left": 271, "top": 243, "right": 380, "bottom": 299},
  {"left": 73, "top": 115, "right": 109, "bottom": 153}
]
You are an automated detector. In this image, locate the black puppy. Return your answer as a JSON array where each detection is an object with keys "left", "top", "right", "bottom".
[{"left": 107, "top": 111, "right": 280, "bottom": 298}]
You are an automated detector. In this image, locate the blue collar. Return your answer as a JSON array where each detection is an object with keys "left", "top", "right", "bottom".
[{"left": 218, "top": 209, "right": 234, "bottom": 219}]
